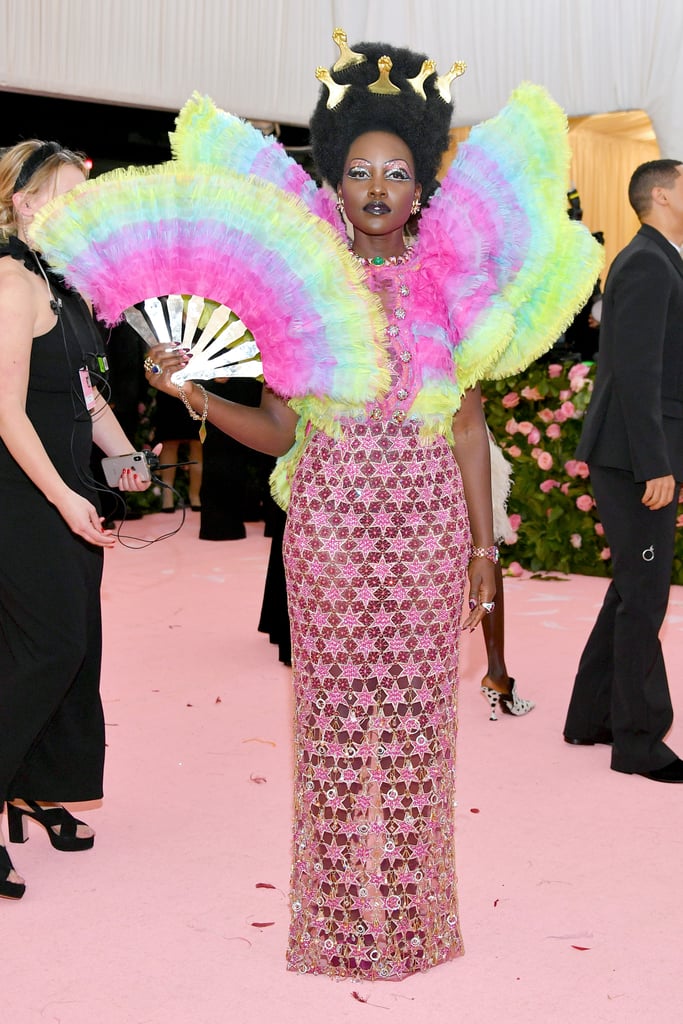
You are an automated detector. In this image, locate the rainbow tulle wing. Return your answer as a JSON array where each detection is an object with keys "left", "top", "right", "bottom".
[
  {"left": 419, "top": 82, "right": 604, "bottom": 389},
  {"left": 170, "top": 92, "right": 340, "bottom": 229},
  {"left": 29, "top": 163, "right": 388, "bottom": 404}
]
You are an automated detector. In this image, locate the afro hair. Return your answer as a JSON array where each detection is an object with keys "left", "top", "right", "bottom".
[{"left": 310, "top": 40, "right": 454, "bottom": 204}]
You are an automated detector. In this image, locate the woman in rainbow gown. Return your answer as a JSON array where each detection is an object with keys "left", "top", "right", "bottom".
[{"left": 31, "top": 32, "right": 602, "bottom": 979}]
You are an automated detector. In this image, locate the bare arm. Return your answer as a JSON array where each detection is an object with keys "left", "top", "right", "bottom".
[
  {"left": 0, "top": 264, "right": 116, "bottom": 546},
  {"left": 90, "top": 389, "right": 160, "bottom": 492},
  {"left": 451, "top": 386, "right": 496, "bottom": 629},
  {"left": 145, "top": 342, "right": 299, "bottom": 455}
]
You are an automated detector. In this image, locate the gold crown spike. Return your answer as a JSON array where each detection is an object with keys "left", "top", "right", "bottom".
[
  {"left": 332, "top": 27, "right": 367, "bottom": 72},
  {"left": 315, "top": 66, "right": 351, "bottom": 109},
  {"left": 407, "top": 59, "right": 436, "bottom": 100},
  {"left": 434, "top": 60, "right": 467, "bottom": 102},
  {"left": 368, "top": 56, "right": 402, "bottom": 96}
]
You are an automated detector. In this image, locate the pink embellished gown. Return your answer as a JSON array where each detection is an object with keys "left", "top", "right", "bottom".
[{"left": 283, "top": 255, "right": 471, "bottom": 979}]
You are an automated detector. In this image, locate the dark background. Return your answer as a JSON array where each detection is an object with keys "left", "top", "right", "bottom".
[{"left": 1, "top": 90, "right": 312, "bottom": 174}]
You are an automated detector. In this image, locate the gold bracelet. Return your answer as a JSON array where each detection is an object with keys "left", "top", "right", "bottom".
[{"left": 175, "top": 383, "right": 209, "bottom": 444}]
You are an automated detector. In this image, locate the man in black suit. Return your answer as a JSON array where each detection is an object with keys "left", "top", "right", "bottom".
[{"left": 563, "top": 159, "right": 683, "bottom": 782}]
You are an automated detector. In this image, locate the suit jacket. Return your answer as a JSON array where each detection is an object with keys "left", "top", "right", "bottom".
[{"left": 576, "top": 223, "right": 683, "bottom": 482}]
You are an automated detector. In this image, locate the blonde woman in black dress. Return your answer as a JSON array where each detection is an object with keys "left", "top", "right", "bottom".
[{"left": 0, "top": 141, "right": 154, "bottom": 899}]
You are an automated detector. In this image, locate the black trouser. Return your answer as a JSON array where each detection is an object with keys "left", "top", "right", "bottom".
[{"left": 564, "top": 464, "right": 679, "bottom": 772}]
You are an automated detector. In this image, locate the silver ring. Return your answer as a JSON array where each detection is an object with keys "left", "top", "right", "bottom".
[{"left": 481, "top": 601, "right": 495, "bottom": 614}]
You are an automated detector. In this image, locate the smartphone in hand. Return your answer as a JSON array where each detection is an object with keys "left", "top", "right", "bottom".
[{"left": 101, "top": 452, "right": 153, "bottom": 488}]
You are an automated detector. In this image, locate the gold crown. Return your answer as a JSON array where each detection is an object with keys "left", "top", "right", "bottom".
[{"left": 316, "top": 28, "right": 466, "bottom": 109}]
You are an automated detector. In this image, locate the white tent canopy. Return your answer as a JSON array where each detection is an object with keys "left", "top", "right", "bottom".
[
  {"left": 1, "top": 0, "right": 682, "bottom": 153},
  {"left": 0, "top": 0, "right": 677, "bottom": 270}
]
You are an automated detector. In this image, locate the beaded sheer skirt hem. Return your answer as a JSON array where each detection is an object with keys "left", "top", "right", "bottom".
[{"left": 283, "top": 421, "right": 469, "bottom": 980}]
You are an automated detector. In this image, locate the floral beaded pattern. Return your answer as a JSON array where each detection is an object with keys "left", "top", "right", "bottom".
[
  {"left": 354, "top": 249, "right": 419, "bottom": 426},
  {"left": 283, "top": 419, "right": 469, "bottom": 979}
]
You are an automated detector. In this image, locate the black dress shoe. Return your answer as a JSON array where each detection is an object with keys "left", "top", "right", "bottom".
[
  {"left": 624, "top": 757, "right": 683, "bottom": 783},
  {"left": 564, "top": 728, "right": 613, "bottom": 746}
]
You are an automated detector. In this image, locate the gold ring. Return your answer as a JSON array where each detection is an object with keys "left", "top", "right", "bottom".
[{"left": 144, "top": 357, "right": 162, "bottom": 375}]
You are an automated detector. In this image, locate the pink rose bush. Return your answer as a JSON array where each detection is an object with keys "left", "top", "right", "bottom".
[
  {"left": 483, "top": 361, "right": 683, "bottom": 581},
  {"left": 480, "top": 360, "right": 614, "bottom": 576},
  {"left": 564, "top": 459, "right": 590, "bottom": 479},
  {"left": 568, "top": 363, "right": 591, "bottom": 382},
  {"left": 569, "top": 362, "right": 591, "bottom": 392}
]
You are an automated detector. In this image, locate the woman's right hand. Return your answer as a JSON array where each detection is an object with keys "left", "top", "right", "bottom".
[
  {"left": 143, "top": 343, "right": 190, "bottom": 396},
  {"left": 55, "top": 489, "right": 116, "bottom": 547}
]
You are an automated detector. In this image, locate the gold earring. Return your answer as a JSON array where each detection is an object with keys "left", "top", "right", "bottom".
[
  {"left": 410, "top": 197, "right": 421, "bottom": 216},
  {"left": 336, "top": 196, "right": 345, "bottom": 215}
]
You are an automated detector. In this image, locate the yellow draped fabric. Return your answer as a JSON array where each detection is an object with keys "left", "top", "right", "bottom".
[{"left": 568, "top": 111, "right": 660, "bottom": 275}]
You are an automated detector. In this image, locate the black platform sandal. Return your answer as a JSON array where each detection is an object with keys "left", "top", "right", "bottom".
[
  {"left": 0, "top": 845, "right": 25, "bottom": 900},
  {"left": 7, "top": 800, "right": 95, "bottom": 852}
]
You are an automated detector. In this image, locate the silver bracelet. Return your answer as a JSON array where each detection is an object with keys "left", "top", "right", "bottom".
[{"left": 176, "top": 383, "right": 209, "bottom": 443}]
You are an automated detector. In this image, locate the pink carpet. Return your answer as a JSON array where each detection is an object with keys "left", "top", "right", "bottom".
[{"left": 4, "top": 513, "right": 682, "bottom": 1023}]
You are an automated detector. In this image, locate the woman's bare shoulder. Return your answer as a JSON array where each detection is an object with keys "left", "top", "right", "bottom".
[{"left": 0, "top": 254, "right": 39, "bottom": 299}]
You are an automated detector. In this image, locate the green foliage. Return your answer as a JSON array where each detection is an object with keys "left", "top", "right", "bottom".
[{"left": 482, "top": 359, "right": 683, "bottom": 580}]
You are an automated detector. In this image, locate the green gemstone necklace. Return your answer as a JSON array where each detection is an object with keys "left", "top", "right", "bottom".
[{"left": 350, "top": 245, "right": 414, "bottom": 267}]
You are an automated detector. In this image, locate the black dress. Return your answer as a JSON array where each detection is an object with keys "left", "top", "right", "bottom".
[
  {"left": 257, "top": 502, "right": 292, "bottom": 665},
  {"left": 199, "top": 378, "right": 265, "bottom": 540},
  {"left": 150, "top": 387, "right": 198, "bottom": 443},
  {"left": 0, "top": 238, "right": 106, "bottom": 804}
]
